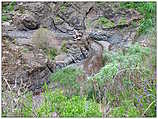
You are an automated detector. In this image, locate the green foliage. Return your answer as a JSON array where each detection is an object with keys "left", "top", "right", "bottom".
[
  {"left": 59, "top": 4, "right": 67, "bottom": 12},
  {"left": 2, "top": 1, "right": 16, "bottom": 21},
  {"left": 93, "top": 62, "right": 118, "bottom": 86},
  {"left": 118, "top": 16, "right": 127, "bottom": 25},
  {"left": 93, "top": 43, "right": 150, "bottom": 83},
  {"left": 90, "top": 43, "right": 156, "bottom": 117},
  {"left": 60, "top": 96, "right": 102, "bottom": 117},
  {"left": 98, "top": 17, "right": 115, "bottom": 28},
  {"left": 36, "top": 89, "right": 67, "bottom": 117},
  {"left": 21, "top": 92, "right": 33, "bottom": 117},
  {"left": 134, "top": 83, "right": 156, "bottom": 117},
  {"left": 50, "top": 67, "right": 83, "bottom": 88},
  {"left": 36, "top": 88, "right": 102, "bottom": 117},
  {"left": 110, "top": 100, "right": 140, "bottom": 117},
  {"left": 86, "top": 19, "right": 92, "bottom": 29},
  {"left": 44, "top": 48, "right": 57, "bottom": 60},
  {"left": 61, "top": 40, "right": 68, "bottom": 53},
  {"left": 55, "top": 16, "right": 62, "bottom": 21},
  {"left": 2, "top": 1, "right": 16, "bottom": 13},
  {"left": 111, "top": 107, "right": 126, "bottom": 117},
  {"left": 50, "top": 67, "right": 84, "bottom": 97},
  {"left": 22, "top": 48, "right": 29, "bottom": 53},
  {"left": 2, "top": 15, "right": 8, "bottom": 21},
  {"left": 120, "top": 2, "right": 156, "bottom": 34}
]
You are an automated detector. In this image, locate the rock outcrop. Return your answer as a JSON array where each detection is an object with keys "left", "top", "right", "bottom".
[
  {"left": 2, "top": 38, "right": 50, "bottom": 91},
  {"left": 2, "top": 1, "right": 143, "bottom": 93}
]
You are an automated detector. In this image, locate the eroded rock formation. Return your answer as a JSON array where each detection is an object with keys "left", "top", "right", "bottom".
[{"left": 2, "top": 2, "right": 143, "bottom": 93}]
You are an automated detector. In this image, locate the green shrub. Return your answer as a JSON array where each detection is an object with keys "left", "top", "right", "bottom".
[
  {"left": 118, "top": 16, "right": 127, "bottom": 25},
  {"left": 50, "top": 67, "right": 83, "bottom": 89},
  {"left": 36, "top": 89, "right": 67, "bottom": 117},
  {"left": 44, "top": 48, "right": 57, "bottom": 60},
  {"left": 21, "top": 92, "right": 33, "bottom": 117},
  {"left": 59, "top": 4, "right": 67, "bottom": 12},
  {"left": 93, "top": 43, "right": 150, "bottom": 84},
  {"left": 110, "top": 100, "right": 140, "bottom": 117},
  {"left": 90, "top": 43, "right": 156, "bottom": 117},
  {"left": 36, "top": 87, "right": 102, "bottom": 117},
  {"left": 2, "top": 15, "right": 8, "bottom": 21},
  {"left": 120, "top": 2, "right": 156, "bottom": 34},
  {"left": 59, "top": 96, "right": 102, "bottom": 117},
  {"left": 2, "top": 1, "right": 16, "bottom": 13},
  {"left": 2, "top": 1, "right": 16, "bottom": 22}
]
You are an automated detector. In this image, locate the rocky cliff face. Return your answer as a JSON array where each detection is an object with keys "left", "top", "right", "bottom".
[
  {"left": 2, "top": 2, "right": 142, "bottom": 93},
  {"left": 11, "top": 2, "right": 141, "bottom": 32}
]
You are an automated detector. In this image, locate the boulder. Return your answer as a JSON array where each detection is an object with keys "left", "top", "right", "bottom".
[
  {"left": 13, "top": 2, "right": 52, "bottom": 30},
  {"left": 13, "top": 12, "right": 40, "bottom": 30}
]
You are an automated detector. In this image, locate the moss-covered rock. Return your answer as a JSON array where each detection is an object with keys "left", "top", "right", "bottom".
[
  {"left": 118, "top": 17, "right": 127, "bottom": 25},
  {"left": 98, "top": 17, "right": 115, "bottom": 28}
]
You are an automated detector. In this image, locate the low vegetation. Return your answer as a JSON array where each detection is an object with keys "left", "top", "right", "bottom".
[
  {"left": 92, "top": 43, "right": 156, "bottom": 117},
  {"left": 36, "top": 88, "right": 102, "bottom": 117},
  {"left": 50, "top": 67, "right": 84, "bottom": 97},
  {"left": 2, "top": 1, "right": 16, "bottom": 21},
  {"left": 44, "top": 48, "right": 58, "bottom": 60},
  {"left": 2, "top": 42, "right": 155, "bottom": 117}
]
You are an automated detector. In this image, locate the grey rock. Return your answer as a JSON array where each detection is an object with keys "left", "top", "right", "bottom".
[
  {"left": 13, "top": 12, "right": 40, "bottom": 30},
  {"left": 7, "top": 30, "right": 34, "bottom": 39},
  {"left": 13, "top": 2, "right": 52, "bottom": 30},
  {"left": 98, "top": 41, "right": 110, "bottom": 50},
  {"left": 89, "top": 32, "right": 109, "bottom": 41},
  {"left": 64, "top": 57, "right": 73, "bottom": 65},
  {"left": 107, "top": 33, "right": 123, "bottom": 45}
]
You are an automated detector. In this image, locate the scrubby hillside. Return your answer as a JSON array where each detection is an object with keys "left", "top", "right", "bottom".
[{"left": 2, "top": 1, "right": 156, "bottom": 117}]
